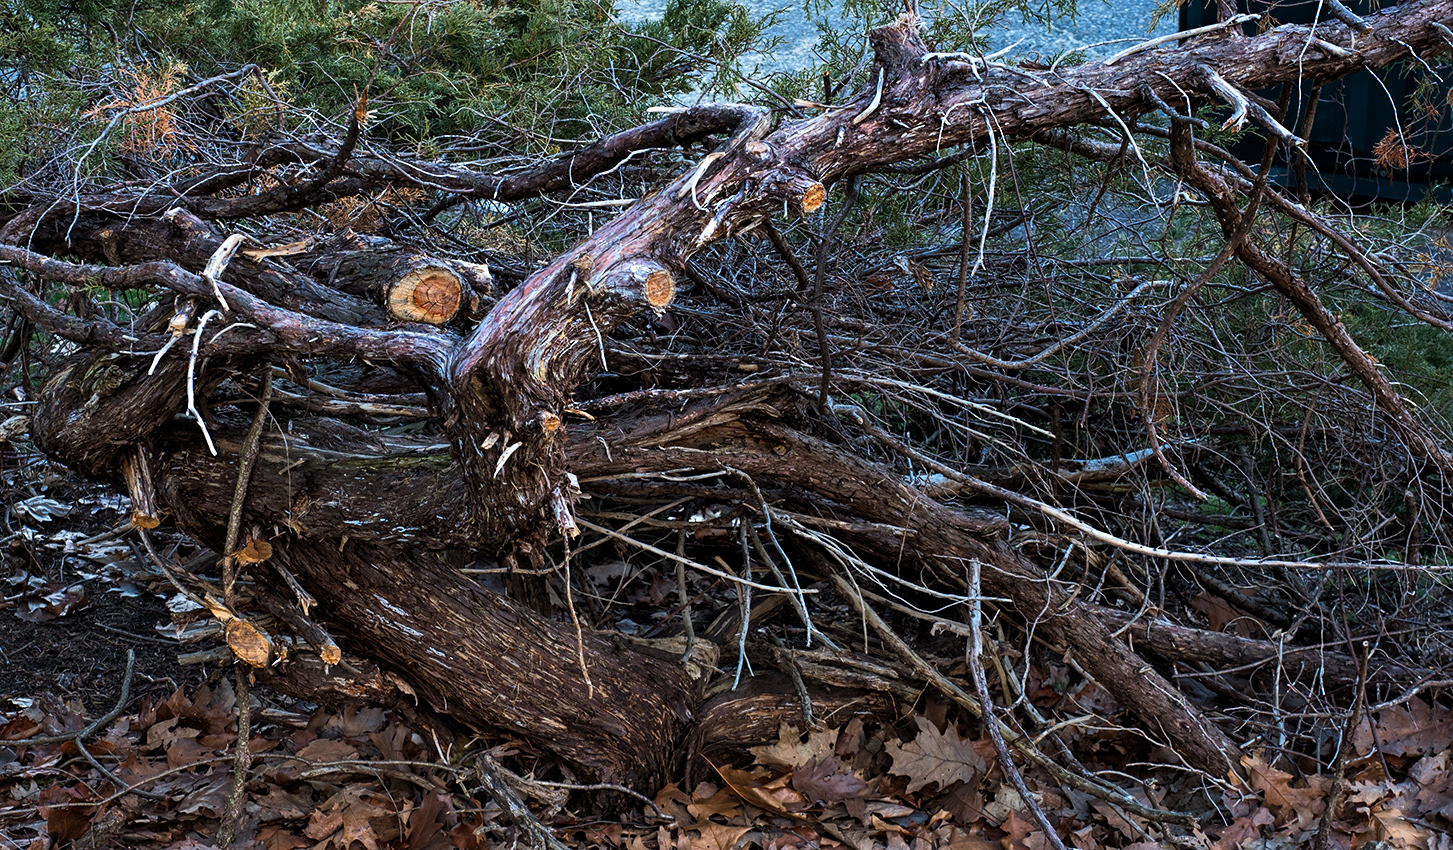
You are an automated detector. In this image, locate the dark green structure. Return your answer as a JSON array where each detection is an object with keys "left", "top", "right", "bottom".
[{"left": 1181, "top": 0, "right": 1452, "bottom": 202}]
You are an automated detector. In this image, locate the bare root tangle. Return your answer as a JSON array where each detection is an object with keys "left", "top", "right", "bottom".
[{"left": 6, "top": 0, "right": 1453, "bottom": 837}]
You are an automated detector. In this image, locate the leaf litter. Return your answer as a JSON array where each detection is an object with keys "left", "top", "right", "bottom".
[
  {"left": 4, "top": 680, "right": 1449, "bottom": 849},
  {"left": 4, "top": 429, "right": 1453, "bottom": 849}
]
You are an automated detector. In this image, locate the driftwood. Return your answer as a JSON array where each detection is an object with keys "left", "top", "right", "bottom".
[{"left": 6, "top": 0, "right": 1452, "bottom": 805}]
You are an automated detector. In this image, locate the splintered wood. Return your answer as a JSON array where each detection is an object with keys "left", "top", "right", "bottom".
[{"left": 120, "top": 447, "right": 161, "bottom": 529}]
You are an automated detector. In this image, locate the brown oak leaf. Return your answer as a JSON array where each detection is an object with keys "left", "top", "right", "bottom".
[
  {"left": 1371, "top": 806, "right": 1428, "bottom": 847},
  {"left": 1210, "top": 806, "right": 1272, "bottom": 850},
  {"left": 750, "top": 721, "right": 839, "bottom": 769},
  {"left": 1410, "top": 752, "right": 1453, "bottom": 819},
  {"left": 306, "top": 786, "right": 391, "bottom": 850},
  {"left": 884, "top": 716, "right": 986, "bottom": 795},
  {"left": 1240, "top": 751, "right": 1326, "bottom": 829},
  {"left": 258, "top": 825, "right": 309, "bottom": 850},
  {"left": 693, "top": 823, "right": 752, "bottom": 850},
  {"left": 38, "top": 785, "right": 96, "bottom": 842},
  {"left": 688, "top": 784, "right": 743, "bottom": 822},
  {"left": 1356, "top": 697, "right": 1453, "bottom": 758},
  {"left": 295, "top": 738, "right": 359, "bottom": 763},
  {"left": 714, "top": 764, "right": 810, "bottom": 815},
  {"left": 790, "top": 755, "right": 868, "bottom": 804}
]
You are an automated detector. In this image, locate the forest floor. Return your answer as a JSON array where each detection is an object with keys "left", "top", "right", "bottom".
[{"left": 4, "top": 415, "right": 1453, "bottom": 849}]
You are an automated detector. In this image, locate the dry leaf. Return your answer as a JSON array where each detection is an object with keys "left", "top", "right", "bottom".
[
  {"left": 713, "top": 764, "right": 810, "bottom": 816},
  {"left": 38, "top": 785, "right": 96, "bottom": 841},
  {"left": 935, "top": 780, "right": 986, "bottom": 825},
  {"left": 18, "top": 584, "right": 89, "bottom": 622},
  {"left": 307, "top": 786, "right": 391, "bottom": 850},
  {"left": 885, "top": 716, "right": 986, "bottom": 795},
  {"left": 402, "top": 792, "right": 451, "bottom": 850},
  {"left": 1001, "top": 809, "right": 1038, "bottom": 850},
  {"left": 258, "top": 825, "right": 309, "bottom": 850},
  {"left": 655, "top": 782, "right": 694, "bottom": 824},
  {"left": 791, "top": 755, "right": 868, "bottom": 804},
  {"left": 1190, "top": 591, "right": 1259, "bottom": 638},
  {"left": 164, "top": 737, "right": 217, "bottom": 769},
  {"left": 688, "top": 785, "right": 743, "bottom": 822},
  {"left": 335, "top": 705, "right": 386, "bottom": 737},
  {"left": 1410, "top": 752, "right": 1453, "bottom": 818},
  {"left": 305, "top": 807, "right": 344, "bottom": 841},
  {"left": 295, "top": 738, "right": 359, "bottom": 763},
  {"left": 1240, "top": 751, "right": 1326, "bottom": 829},
  {"left": 934, "top": 825, "right": 1000, "bottom": 849},
  {"left": 1210, "top": 807, "right": 1271, "bottom": 850},
  {"left": 1371, "top": 806, "right": 1428, "bottom": 848},
  {"left": 693, "top": 823, "right": 752, "bottom": 850},
  {"left": 1356, "top": 697, "right": 1453, "bottom": 757},
  {"left": 751, "top": 721, "right": 839, "bottom": 769}
]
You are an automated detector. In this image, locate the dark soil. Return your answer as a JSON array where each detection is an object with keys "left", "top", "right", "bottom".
[
  {"left": 0, "top": 582, "right": 188, "bottom": 712},
  {"left": 1, "top": 447, "right": 198, "bottom": 716}
]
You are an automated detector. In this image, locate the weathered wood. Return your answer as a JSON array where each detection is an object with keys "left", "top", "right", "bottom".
[
  {"left": 429, "top": 0, "right": 1453, "bottom": 551},
  {"left": 1088, "top": 606, "right": 1431, "bottom": 689},
  {"left": 130, "top": 388, "right": 1237, "bottom": 779},
  {"left": 291, "top": 230, "right": 492, "bottom": 324},
  {"left": 120, "top": 447, "right": 161, "bottom": 529}
]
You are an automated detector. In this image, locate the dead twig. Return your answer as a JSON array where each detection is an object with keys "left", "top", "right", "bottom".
[{"left": 967, "top": 558, "right": 1068, "bottom": 850}]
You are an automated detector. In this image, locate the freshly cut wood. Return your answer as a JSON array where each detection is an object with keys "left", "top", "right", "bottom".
[
  {"left": 232, "top": 537, "right": 274, "bottom": 565},
  {"left": 298, "top": 230, "right": 492, "bottom": 325},
  {"left": 224, "top": 618, "right": 275, "bottom": 668},
  {"left": 387, "top": 265, "right": 464, "bottom": 324},
  {"left": 254, "top": 589, "right": 342, "bottom": 666}
]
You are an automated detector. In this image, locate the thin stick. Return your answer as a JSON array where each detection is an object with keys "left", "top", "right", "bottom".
[
  {"left": 560, "top": 535, "right": 594, "bottom": 697},
  {"left": 3, "top": 650, "right": 136, "bottom": 745},
  {"left": 763, "top": 221, "right": 812, "bottom": 292},
  {"left": 216, "top": 367, "right": 272, "bottom": 849},
  {"left": 826, "top": 572, "right": 1195, "bottom": 825},
  {"left": 732, "top": 521, "right": 753, "bottom": 689},
  {"left": 968, "top": 559, "right": 1069, "bottom": 850},
  {"left": 529, "top": 779, "right": 673, "bottom": 821},
  {"left": 951, "top": 169, "right": 972, "bottom": 344},
  {"left": 271, "top": 560, "right": 318, "bottom": 616},
  {"left": 850, "top": 411, "right": 1452, "bottom": 573},
  {"left": 214, "top": 669, "right": 253, "bottom": 848},
  {"left": 201, "top": 234, "right": 245, "bottom": 312},
  {"left": 1103, "top": 14, "right": 1260, "bottom": 65},
  {"left": 472, "top": 750, "right": 572, "bottom": 850},
  {"left": 812, "top": 176, "right": 861, "bottom": 410},
  {"left": 575, "top": 518, "right": 812, "bottom": 592},
  {"left": 1314, "top": 642, "right": 1369, "bottom": 850},
  {"left": 135, "top": 530, "right": 217, "bottom": 607},
  {"left": 851, "top": 68, "right": 885, "bottom": 125},
  {"left": 187, "top": 309, "right": 221, "bottom": 456},
  {"left": 1322, "top": 0, "right": 1371, "bottom": 33},
  {"left": 676, "top": 528, "right": 696, "bottom": 660},
  {"left": 222, "top": 369, "right": 273, "bottom": 602}
]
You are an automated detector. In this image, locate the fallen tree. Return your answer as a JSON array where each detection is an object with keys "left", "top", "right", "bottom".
[{"left": 3, "top": 0, "right": 1452, "bottom": 839}]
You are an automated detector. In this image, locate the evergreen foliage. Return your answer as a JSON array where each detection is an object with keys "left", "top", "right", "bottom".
[{"left": 0, "top": 0, "right": 769, "bottom": 190}]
